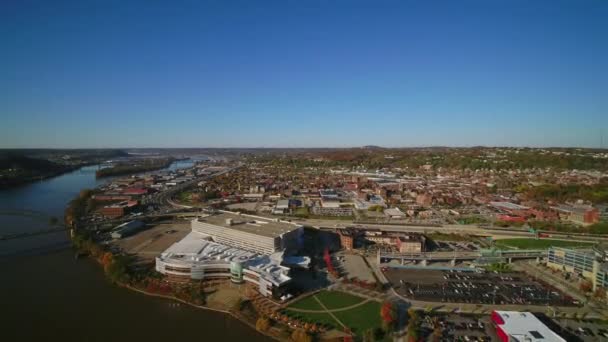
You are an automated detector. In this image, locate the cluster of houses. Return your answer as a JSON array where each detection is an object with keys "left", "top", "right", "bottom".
[{"left": 200, "top": 163, "right": 606, "bottom": 227}]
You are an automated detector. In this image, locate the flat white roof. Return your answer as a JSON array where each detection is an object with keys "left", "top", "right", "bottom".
[
  {"left": 385, "top": 208, "right": 405, "bottom": 216},
  {"left": 490, "top": 201, "right": 530, "bottom": 210},
  {"left": 195, "top": 211, "right": 301, "bottom": 238},
  {"left": 159, "top": 231, "right": 291, "bottom": 285},
  {"left": 493, "top": 311, "right": 565, "bottom": 342}
]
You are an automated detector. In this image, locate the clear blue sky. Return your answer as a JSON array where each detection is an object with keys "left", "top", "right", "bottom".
[{"left": 1, "top": 0, "right": 607, "bottom": 148}]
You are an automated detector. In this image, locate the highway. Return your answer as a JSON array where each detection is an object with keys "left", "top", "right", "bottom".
[
  {"left": 146, "top": 164, "right": 242, "bottom": 210},
  {"left": 288, "top": 218, "right": 608, "bottom": 242}
]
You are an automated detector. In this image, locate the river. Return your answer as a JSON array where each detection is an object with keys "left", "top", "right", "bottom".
[{"left": 0, "top": 161, "right": 269, "bottom": 341}]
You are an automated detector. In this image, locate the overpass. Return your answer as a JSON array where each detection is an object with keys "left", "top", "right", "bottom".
[
  {"left": 379, "top": 248, "right": 547, "bottom": 266},
  {"left": 304, "top": 220, "right": 608, "bottom": 243}
]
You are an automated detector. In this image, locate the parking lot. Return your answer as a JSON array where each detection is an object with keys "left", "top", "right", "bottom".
[
  {"left": 552, "top": 318, "right": 608, "bottom": 341},
  {"left": 335, "top": 252, "right": 377, "bottom": 283},
  {"left": 433, "top": 241, "right": 481, "bottom": 252},
  {"left": 385, "top": 269, "right": 577, "bottom": 306},
  {"left": 418, "top": 313, "right": 498, "bottom": 342},
  {"left": 113, "top": 221, "right": 191, "bottom": 260}
]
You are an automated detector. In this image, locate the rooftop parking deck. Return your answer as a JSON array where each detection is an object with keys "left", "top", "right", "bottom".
[{"left": 195, "top": 211, "right": 301, "bottom": 238}]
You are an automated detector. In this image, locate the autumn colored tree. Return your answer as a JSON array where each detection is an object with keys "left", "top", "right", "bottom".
[
  {"left": 101, "top": 252, "right": 113, "bottom": 273},
  {"left": 431, "top": 316, "right": 442, "bottom": 342},
  {"left": 291, "top": 329, "right": 313, "bottom": 342},
  {"left": 594, "top": 287, "right": 606, "bottom": 299},
  {"left": 323, "top": 247, "right": 336, "bottom": 276},
  {"left": 380, "top": 301, "right": 396, "bottom": 331},
  {"left": 256, "top": 316, "right": 270, "bottom": 332},
  {"left": 579, "top": 280, "right": 593, "bottom": 293},
  {"left": 407, "top": 308, "right": 420, "bottom": 342}
]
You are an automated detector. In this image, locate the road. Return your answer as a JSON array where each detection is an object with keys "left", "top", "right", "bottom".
[
  {"left": 146, "top": 165, "right": 242, "bottom": 210},
  {"left": 289, "top": 218, "right": 608, "bottom": 242}
]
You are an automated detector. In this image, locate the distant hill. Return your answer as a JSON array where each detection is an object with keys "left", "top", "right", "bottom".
[
  {"left": 0, "top": 154, "right": 65, "bottom": 172},
  {"left": 0, "top": 154, "right": 74, "bottom": 189},
  {"left": 361, "top": 145, "right": 384, "bottom": 150}
]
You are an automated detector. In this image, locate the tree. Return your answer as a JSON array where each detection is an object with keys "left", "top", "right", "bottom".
[
  {"left": 89, "top": 243, "right": 103, "bottom": 258},
  {"left": 407, "top": 309, "right": 420, "bottom": 342},
  {"left": 101, "top": 252, "right": 113, "bottom": 273},
  {"left": 380, "top": 301, "right": 396, "bottom": 331},
  {"left": 256, "top": 316, "right": 270, "bottom": 332},
  {"left": 106, "top": 254, "right": 129, "bottom": 283},
  {"left": 579, "top": 280, "right": 593, "bottom": 293},
  {"left": 85, "top": 197, "right": 96, "bottom": 213},
  {"left": 363, "top": 329, "right": 375, "bottom": 342},
  {"left": 291, "top": 329, "right": 312, "bottom": 342},
  {"left": 594, "top": 287, "right": 606, "bottom": 299},
  {"left": 431, "top": 316, "right": 442, "bottom": 342}
]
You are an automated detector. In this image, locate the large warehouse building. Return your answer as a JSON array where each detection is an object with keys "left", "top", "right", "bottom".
[
  {"left": 155, "top": 211, "right": 304, "bottom": 297},
  {"left": 491, "top": 311, "right": 565, "bottom": 342}
]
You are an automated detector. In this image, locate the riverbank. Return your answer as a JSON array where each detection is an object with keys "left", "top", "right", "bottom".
[
  {"left": 121, "top": 283, "right": 282, "bottom": 341},
  {"left": 0, "top": 163, "right": 86, "bottom": 190},
  {"left": 1, "top": 161, "right": 269, "bottom": 342},
  {"left": 95, "top": 158, "right": 177, "bottom": 178}
]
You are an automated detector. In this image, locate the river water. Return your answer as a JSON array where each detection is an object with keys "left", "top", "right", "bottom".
[{"left": 0, "top": 162, "right": 269, "bottom": 341}]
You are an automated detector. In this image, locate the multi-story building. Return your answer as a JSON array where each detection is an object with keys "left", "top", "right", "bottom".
[
  {"left": 547, "top": 246, "right": 608, "bottom": 293},
  {"left": 552, "top": 204, "right": 600, "bottom": 225},
  {"left": 99, "top": 200, "right": 138, "bottom": 218},
  {"left": 396, "top": 235, "right": 424, "bottom": 253},
  {"left": 363, "top": 230, "right": 425, "bottom": 253},
  {"left": 156, "top": 232, "right": 291, "bottom": 297},
  {"left": 547, "top": 247, "right": 595, "bottom": 278},
  {"left": 191, "top": 211, "right": 303, "bottom": 255},
  {"left": 156, "top": 211, "right": 303, "bottom": 297},
  {"left": 337, "top": 229, "right": 354, "bottom": 250}
]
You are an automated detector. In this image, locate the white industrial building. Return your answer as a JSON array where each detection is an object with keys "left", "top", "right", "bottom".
[
  {"left": 491, "top": 310, "right": 565, "bottom": 342},
  {"left": 191, "top": 211, "right": 303, "bottom": 255},
  {"left": 155, "top": 211, "right": 304, "bottom": 297}
]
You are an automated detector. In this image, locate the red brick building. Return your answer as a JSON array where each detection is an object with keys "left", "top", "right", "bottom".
[{"left": 337, "top": 229, "right": 354, "bottom": 250}]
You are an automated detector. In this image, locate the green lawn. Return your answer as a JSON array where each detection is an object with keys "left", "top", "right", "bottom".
[
  {"left": 284, "top": 311, "right": 339, "bottom": 329},
  {"left": 287, "top": 295, "right": 324, "bottom": 311},
  {"left": 314, "top": 290, "right": 365, "bottom": 309},
  {"left": 285, "top": 291, "right": 382, "bottom": 335},
  {"left": 495, "top": 238, "right": 595, "bottom": 250},
  {"left": 287, "top": 290, "right": 365, "bottom": 311},
  {"left": 333, "top": 301, "right": 382, "bottom": 335}
]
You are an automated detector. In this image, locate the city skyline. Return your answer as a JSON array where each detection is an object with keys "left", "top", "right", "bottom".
[{"left": 2, "top": 0, "right": 607, "bottom": 148}]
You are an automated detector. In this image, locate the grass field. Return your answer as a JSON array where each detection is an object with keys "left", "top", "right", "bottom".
[
  {"left": 495, "top": 238, "right": 595, "bottom": 249},
  {"left": 313, "top": 290, "right": 365, "bottom": 309},
  {"left": 285, "top": 290, "right": 382, "bottom": 334},
  {"left": 287, "top": 295, "right": 324, "bottom": 311},
  {"left": 287, "top": 290, "right": 365, "bottom": 311},
  {"left": 284, "top": 311, "right": 339, "bottom": 328},
  {"left": 333, "top": 301, "right": 381, "bottom": 335}
]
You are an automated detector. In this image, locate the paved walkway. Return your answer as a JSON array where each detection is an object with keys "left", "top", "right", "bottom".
[{"left": 312, "top": 295, "right": 348, "bottom": 329}]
